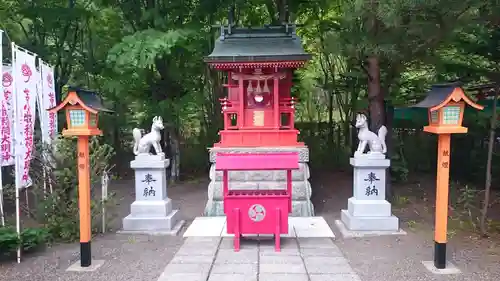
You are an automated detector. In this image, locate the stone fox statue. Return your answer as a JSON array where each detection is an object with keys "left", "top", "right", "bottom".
[
  {"left": 354, "top": 113, "right": 387, "bottom": 156},
  {"left": 132, "top": 116, "right": 165, "bottom": 156}
]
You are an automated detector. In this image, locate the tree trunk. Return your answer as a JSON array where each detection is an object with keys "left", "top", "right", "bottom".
[
  {"left": 170, "top": 134, "right": 180, "bottom": 182},
  {"left": 328, "top": 91, "right": 334, "bottom": 147},
  {"left": 385, "top": 101, "right": 394, "bottom": 201},
  {"left": 480, "top": 87, "right": 499, "bottom": 237},
  {"left": 274, "top": 0, "right": 288, "bottom": 23},
  {"left": 349, "top": 78, "right": 360, "bottom": 155},
  {"left": 348, "top": 80, "right": 360, "bottom": 148},
  {"left": 367, "top": 56, "right": 384, "bottom": 132}
]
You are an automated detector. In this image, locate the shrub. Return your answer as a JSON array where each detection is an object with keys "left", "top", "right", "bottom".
[
  {"left": 34, "top": 136, "right": 116, "bottom": 241},
  {"left": 2, "top": 136, "right": 116, "bottom": 244},
  {"left": 0, "top": 226, "right": 49, "bottom": 256},
  {"left": 0, "top": 227, "right": 19, "bottom": 255}
]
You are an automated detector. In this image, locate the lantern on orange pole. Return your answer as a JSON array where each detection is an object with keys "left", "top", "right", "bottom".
[
  {"left": 47, "top": 86, "right": 112, "bottom": 267},
  {"left": 412, "top": 82, "right": 483, "bottom": 270}
]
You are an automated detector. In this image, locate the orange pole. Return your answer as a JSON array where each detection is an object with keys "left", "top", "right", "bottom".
[
  {"left": 434, "top": 133, "right": 451, "bottom": 269},
  {"left": 77, "top": 136, "right": 92, "bottom": 267}
]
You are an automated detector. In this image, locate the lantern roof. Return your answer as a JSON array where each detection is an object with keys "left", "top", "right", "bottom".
[
  {"left": 205, "top": 24, "right": 311, "bottom": 65},
  {"left": 48, "top": 86, "right": 113, "bottom": 114},
  {"left": 412, "top": 82, "right": 484, "bottom": 111}
]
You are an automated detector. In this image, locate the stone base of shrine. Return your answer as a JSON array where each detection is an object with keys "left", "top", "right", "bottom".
[
  {"left": 346, "top": 197, "right": 393, "bottom": 217},
  {"left": 334, "top": 219, "right": 406, "bottom": 239},
  {"left": 203, "top": 146, "right": 314, "bottom": 217},
  {"left": 340, "top": 209, "right": 399, "bottom": 231},
  {"left": 121, "top": 199, "right": 184, "bottom": 235}
]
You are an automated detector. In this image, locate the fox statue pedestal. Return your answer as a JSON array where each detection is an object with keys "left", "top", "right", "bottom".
[
  {"left": 340, "top": 155, "right": 399, "bottom": 231},
  {"left": 336, "top": 113, "right": 403, "bottom": 237},
  {"left": 121, "top": 154, "right": 184, "bottom": 235},
  {"left": 121, "top": 116, "right": 184, "bottom": 235}
]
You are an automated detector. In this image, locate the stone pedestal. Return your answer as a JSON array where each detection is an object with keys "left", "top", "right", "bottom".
[
  {"left": 204, "top": 146, "right": 314, "bottom": 217},
  {"left": 340, "top": 157, "right": 399, "bottom": 231},
  {"left": 122, "top": 154, "right": 184, "bottom": 235}
]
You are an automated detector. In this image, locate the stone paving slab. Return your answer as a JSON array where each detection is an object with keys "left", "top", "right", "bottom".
[
  {"left": 260, "top": 263, "right": 307, "bottom": 274},
  {"left": 259, "top": 274, "right": 309, "bottom": 281},
  {"left": 259, "top": 255, "right": 303, "bottom": 264},
  {"left": 309, "top": 274, "right": 362, "bottom": 281},
  {"left": 297, "top": 237, "right": 337, "bottom": 248},
  {"left": 170, "top": 254, "right": 214, "bottom": 264},
  {"left": 183, "top": 217, "right": 226, "bottom": 237},
  {"left": 183, "top": 217, "right": 335, "bottom": 238},
  {"left": 259, "top": 247, "right": 301, "bottom": 255},
  {"left": 156, "top": 236, "right": 361, "bottom": 281},
  {"left": 215, "top": 249, "right": 258, "bottom": 264},
  {"left": 304, "top": 256, "right": 350, "bottom": 265},
  {"left": 208, "top": 273, "right": 257, "bottom": 281},
  {"left": 183, "top": 237, "right": 222, "bottom": 244},
  {"left": 306, "top": 263, "right": 354, "bottom": 275},
  {"left": 158, "top": 273, "right": 209, "bottom": 281},
  {"left": 211, "top": 263, "right": 258, "bottom": 274},
  {"left": 161, "top": 263, "right": 212, "bottom": 275},
  {"left": 175, "top": 246, "right": 218, "bottom": 256},
  {"left": 301, "top": 247, "right": 343, "bottom": 257}
]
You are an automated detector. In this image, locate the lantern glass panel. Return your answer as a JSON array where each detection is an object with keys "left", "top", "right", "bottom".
[
  {"left": 430, "top": 110, "right": 439, "bottom": 124},
  {"left": 89, "top": 113, "right": 97, "bottom": 127},
  {"left": 442, "top": 106, "right": 461, "bottom": 125},
  {"left": 69, "top": 109, "right": 86, "bottom": 127}
]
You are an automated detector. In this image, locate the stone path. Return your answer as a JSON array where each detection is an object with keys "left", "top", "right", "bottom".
[{"left": 156, "top": 236, "right": 361, "bottom": 281}]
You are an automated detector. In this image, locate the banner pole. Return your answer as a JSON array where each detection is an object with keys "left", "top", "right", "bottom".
[
  {"left": 0, "top": 168, "right": 4, "bottom": 226},
  {"left": 0, "top": 30, "right": 5, "bottom": 227},
  {"left": 11, "top": 42, "right": 22, "bottom": 263}
]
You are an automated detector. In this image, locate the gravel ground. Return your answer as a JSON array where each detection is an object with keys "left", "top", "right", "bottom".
[
  {"left": 0, "top": 235, "right": 184, "bottom": 281},
  {"left": 1, "top": 171, "right": 500, "bottom": 281},
  {"left": 314, "top": 171, "right": 500, "bottom": 281},
  {"left": 0, "top": 179, "right": 206, "bottom": 281}
]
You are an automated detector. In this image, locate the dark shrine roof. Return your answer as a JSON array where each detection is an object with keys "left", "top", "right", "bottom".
[
  {"left": 205, "top": 24, "right": 311, "bottom": 63},
  {"left": 68, "top": 86, "right": 113, "bottom": 113},
  {"left": 412, "top": 82, "right": 462, "bottom": 109}
]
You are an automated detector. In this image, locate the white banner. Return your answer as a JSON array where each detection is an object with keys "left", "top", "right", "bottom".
[
  {"left": 38, "top": 61, "right": 57, "bottom": 144},
  {"left": 13, "top": 46, "right": 37, "bottom": 188},
  {"left": 1, "top": 65, "right": 15, "bottom": 166}
]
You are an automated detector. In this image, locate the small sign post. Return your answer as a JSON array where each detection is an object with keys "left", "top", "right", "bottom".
[{"left": 101, "top": 171, "right": 109, "bottom": 233}]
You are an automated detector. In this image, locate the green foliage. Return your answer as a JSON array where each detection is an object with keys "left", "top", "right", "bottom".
[
  {"left": 2, "top": 136, "right": 116, "bottom": 243},
  {"left": 296, "top": 122, "right": 351, "bottom": 168},
  {"left": 36, "top": 137, "right": 116, "bottom": 241},
  {"left": 390, "top": 153, "right": 409, "bottom": 182},
  {"left": 0, "top": 227, "right": 49, "bottom": 256},
  {"left": 19, "top": 227, "right": 49, "bottom": 252},
  {"left": 448, "top": 182, "right": 483, "bottom": 232},
  {"left": 107, "top": 29, "right": 195, "bottom": 72},
  {"left": 2, "top": 0, "right": 500, "bottom": 212},
  {"left": 0, "top": 227, "right": 19, "bottom": 255}
]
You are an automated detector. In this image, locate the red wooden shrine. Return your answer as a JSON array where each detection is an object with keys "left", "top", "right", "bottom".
[
  {"left": 216, "top": 152, "right": 299, "bottom": 251},
  {"left": 206, "top": 22, "right": 311, "bottom": 251},
  {"left": 205, "top": 24, "right": 311, "bottom": 147}
]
